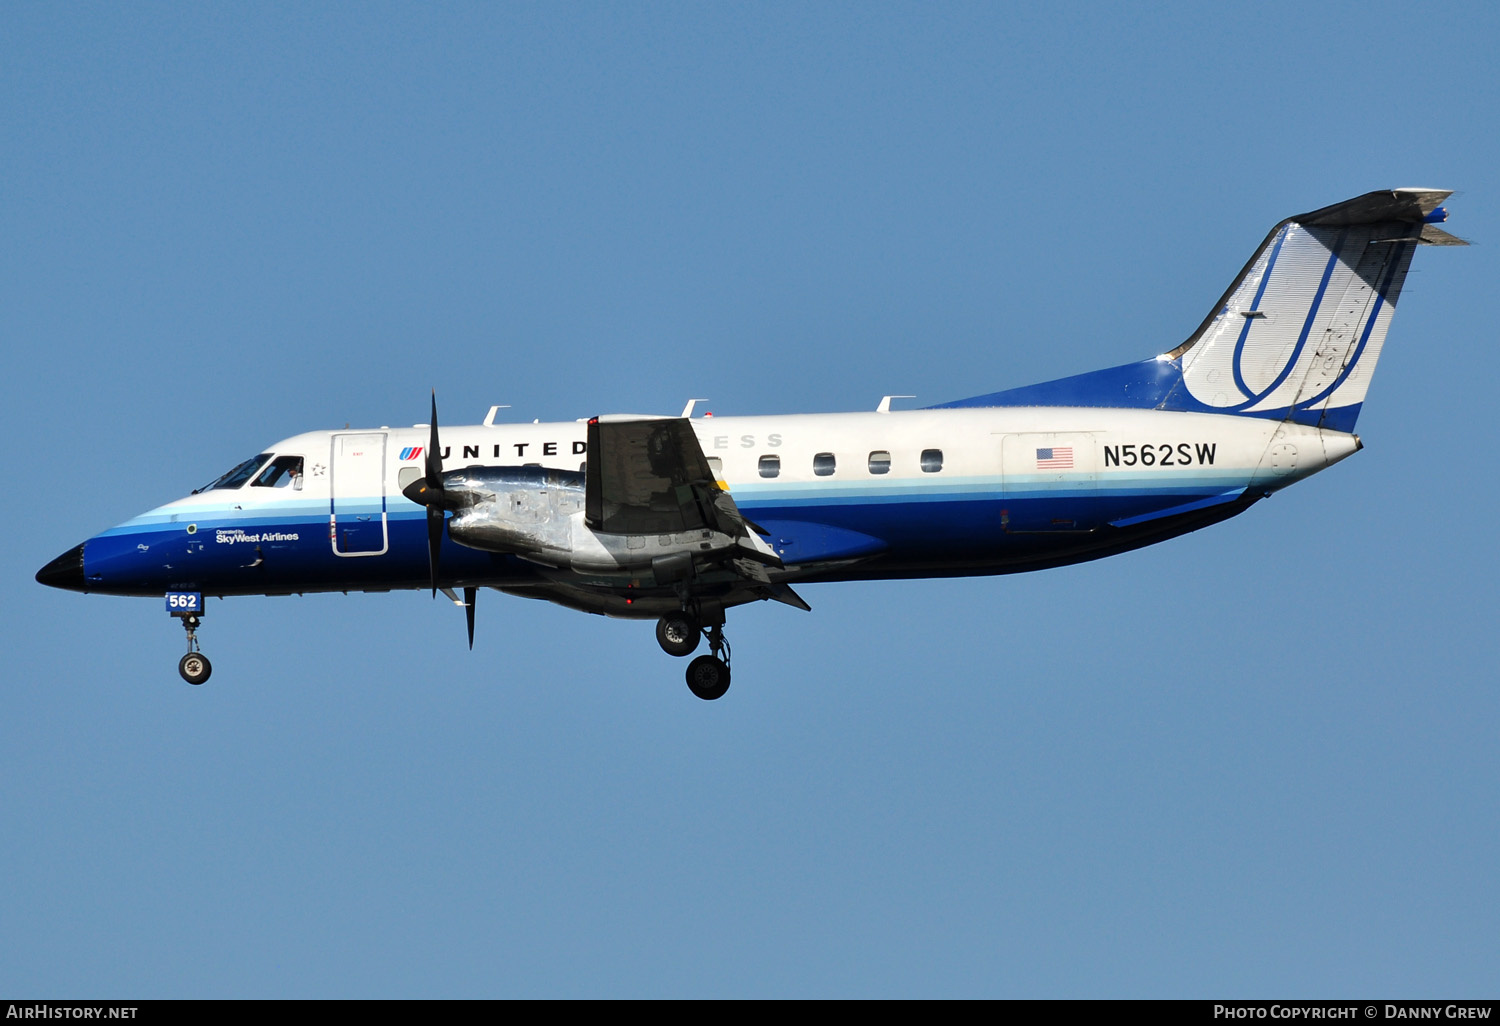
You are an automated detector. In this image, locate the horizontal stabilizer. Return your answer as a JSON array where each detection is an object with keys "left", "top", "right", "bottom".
[
  {"left": 1418, "top": 224, "right": 1467, "bottom": 247},
  {"left": 1295, "top": 187, "right": 1456, "bottom": 228}
]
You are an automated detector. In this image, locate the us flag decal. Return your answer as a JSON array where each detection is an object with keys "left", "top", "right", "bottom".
[{"left": 1036, "top": 446, "right": 1074, "bottom": 469}]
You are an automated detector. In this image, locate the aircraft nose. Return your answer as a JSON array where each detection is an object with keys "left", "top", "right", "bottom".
[{"left": 36, "top": 543, "right": 86, "bottom": 592}]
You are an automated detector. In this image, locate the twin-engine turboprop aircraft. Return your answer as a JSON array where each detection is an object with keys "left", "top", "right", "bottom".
[{"left": 37, "top": 189, "right": 1464, "bottom": 699}]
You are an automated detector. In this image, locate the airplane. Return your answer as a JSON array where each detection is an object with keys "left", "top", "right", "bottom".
[{"left": 36, "top": 188, "right": 1465, "bottom": 700}]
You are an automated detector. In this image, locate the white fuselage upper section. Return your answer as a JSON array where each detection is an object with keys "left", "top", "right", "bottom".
[{"left": 138, "top": 405, "right": 1358, "bottom": 528}]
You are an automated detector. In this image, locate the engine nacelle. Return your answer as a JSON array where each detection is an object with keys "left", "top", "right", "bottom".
[
  {"left": 444, "top": 466, "right": 585, "bottom": 567},
  {"left": 439, "top": 465, "right": 742, "bottom": 576}
]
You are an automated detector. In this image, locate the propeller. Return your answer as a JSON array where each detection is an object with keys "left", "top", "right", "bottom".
[
  {"left": 402, "top": 392, "right": 480, "bottom": 650},
  {"left": 401, "top": 390, "right": 453, "bottom": 597}
]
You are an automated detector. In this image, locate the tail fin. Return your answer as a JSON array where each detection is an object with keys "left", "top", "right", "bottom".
[
  {"left": 932, "top": 189, "right": 1464, "bottom": 431},
  {"left": 1166, "top": 188, "right": 1465, "bottom": 430}
]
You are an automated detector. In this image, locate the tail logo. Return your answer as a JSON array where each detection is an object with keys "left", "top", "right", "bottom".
[{"left": 1182, "top": 222, "right": 1411, "bottom": 422}]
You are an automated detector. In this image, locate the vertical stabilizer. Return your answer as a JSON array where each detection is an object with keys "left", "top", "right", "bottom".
[
  {"left": 1167, "top": 188, "right": 1464, "bottom": 430},
  {"left": 933, "top": 189, "right": 1464, "bottom": 431}
]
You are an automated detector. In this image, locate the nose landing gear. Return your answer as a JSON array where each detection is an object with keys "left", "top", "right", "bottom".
[
  {"left": 175, "top": 614, "right": 212, "bottom": 685},
  {"left": 167, "top": 592, "right": 211, "bottom": 685},
  {"left": 177, "top": 614, "right": 211, "bottom": 685}
]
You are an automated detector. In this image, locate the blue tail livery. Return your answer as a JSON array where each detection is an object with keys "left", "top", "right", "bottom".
[{"left": 935, "top": 188, "right": 1463, "bottom": 433}]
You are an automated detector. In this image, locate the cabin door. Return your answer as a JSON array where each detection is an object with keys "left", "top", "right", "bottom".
[{"left": 330, "top": 432, "right": 389, "bottom": 556}]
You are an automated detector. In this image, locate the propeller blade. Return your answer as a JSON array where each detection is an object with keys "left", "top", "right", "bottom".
[
  {"left": 426, "top": 390, "right": 444, "bottom": 497},
  {"left": 464, "top": 587, "right": 476, "bottom": 649}
]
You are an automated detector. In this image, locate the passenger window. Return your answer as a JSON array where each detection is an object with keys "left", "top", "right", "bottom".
[
  {"left": 252, "top": 455, "right": 305, "bottom": 489},
  {"left": 868, "top": 451, "right": 891, "bottom": 475},
  {"left": 707, "top": 457, "right": 723, "bottom": 477},
  {"left": 758, "top": 455, "right": 780, "bottom": 479},
  {"left": 921, "top": 449, "right": 943, "bottom": 473},
  {"left": 813, "top": 453, "right": 836, "bottom": 476}
]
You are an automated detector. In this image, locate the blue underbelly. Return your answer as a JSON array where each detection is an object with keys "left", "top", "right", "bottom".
[{"left": 82, "top": 478, "right": 1251, "bottom": 595}]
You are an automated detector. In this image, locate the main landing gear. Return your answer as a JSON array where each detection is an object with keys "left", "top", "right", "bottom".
[{"left": 656, "top": 610, "right": 731, "bottom": 701}]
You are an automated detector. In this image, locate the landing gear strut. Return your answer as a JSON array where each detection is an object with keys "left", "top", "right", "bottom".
[
  {"left": 685, "top": 623, "right": 730, "bottom": 701},
  {"left": 177, "top": 614, "right": 212, "bottom": 685}
]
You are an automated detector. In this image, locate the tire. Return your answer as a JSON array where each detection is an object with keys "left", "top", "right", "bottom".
[
  {"left": 179, "top": 652, "right": 212, "bottom": 685},
  {"left": 685, "top": 655, "right": 730, "bottom": 701},
  {"left": 656, "top": 613, "right": 700, "bottom": 657}
]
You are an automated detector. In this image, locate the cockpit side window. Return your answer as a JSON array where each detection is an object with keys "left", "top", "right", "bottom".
[
  {"left": 252, "top": 455, "right": 305, "bottom": 489},
  {"left": 197, "top": 454, "right": 272, "bottom": 493}
]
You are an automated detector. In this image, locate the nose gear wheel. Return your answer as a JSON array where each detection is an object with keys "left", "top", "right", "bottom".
[{"left": 179, "top": 651, "right": 211, "bottom": 685}]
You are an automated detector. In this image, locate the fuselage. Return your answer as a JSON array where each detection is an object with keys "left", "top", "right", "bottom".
[{"left": 54, "top": 405, "right": 1359, "bottom": 608}]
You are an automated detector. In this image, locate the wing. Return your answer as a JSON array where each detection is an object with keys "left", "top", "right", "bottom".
[
  {"left": 584, "top": 417, "right": 802, "bottom": 604},
  {"left": 584, "top": 417, "right": 761, "bottom": 540}
]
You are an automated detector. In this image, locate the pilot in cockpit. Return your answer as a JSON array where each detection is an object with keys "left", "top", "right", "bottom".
[{"left": 253, "top": 455, "right": 305, "bottom": 491}]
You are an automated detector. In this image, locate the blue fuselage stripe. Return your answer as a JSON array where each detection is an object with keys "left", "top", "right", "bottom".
[{"left": 78, "top": 472, "right": 1263, "bottom": 596}]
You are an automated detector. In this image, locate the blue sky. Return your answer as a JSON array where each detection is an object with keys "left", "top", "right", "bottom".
[{"left": 4, "top": 1, "right": 1498, "bottom": 997}]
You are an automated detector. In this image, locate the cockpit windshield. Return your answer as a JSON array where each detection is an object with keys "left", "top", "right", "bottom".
[
  {"left": 252, "top": 455, "right": 304, "bottom": 489},
  {"left": 195, "top": 454, "right": 272, "bottom": 493}
]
